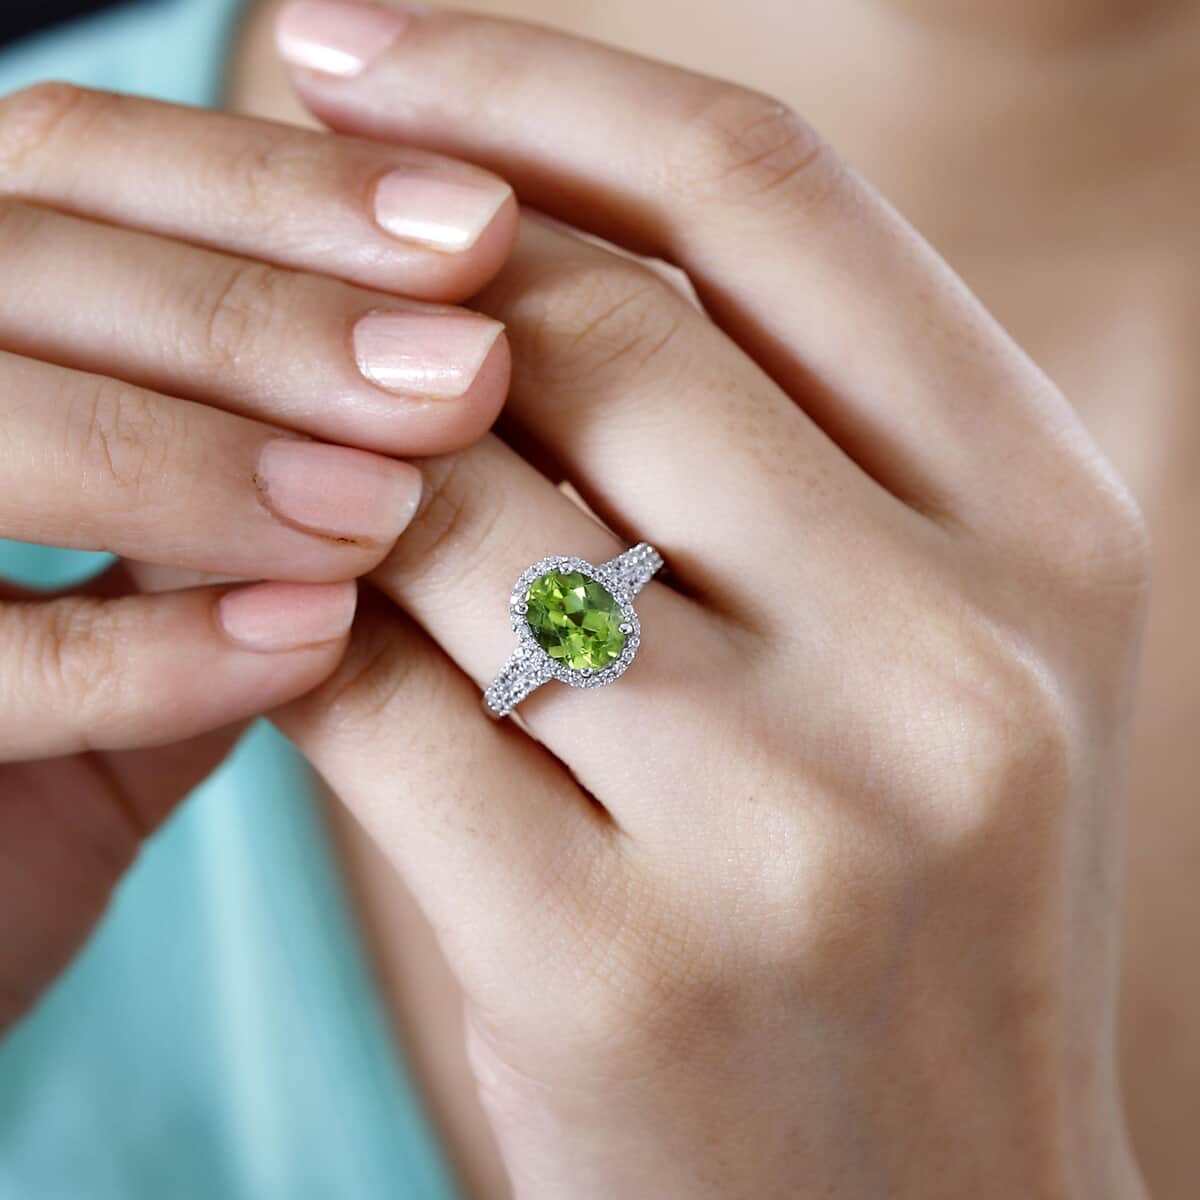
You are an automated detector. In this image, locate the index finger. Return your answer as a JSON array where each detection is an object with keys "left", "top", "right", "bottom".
[{"left": 0, "top": 82, "right": 517, "bottom": 303}]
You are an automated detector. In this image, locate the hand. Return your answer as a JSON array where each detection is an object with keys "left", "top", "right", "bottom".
[
  {"left": 0, "top": 83, "right": 516, "bottom": 1032},
  {"left": 274, "top": 6, "right": 1150, "bottom": 1197}
]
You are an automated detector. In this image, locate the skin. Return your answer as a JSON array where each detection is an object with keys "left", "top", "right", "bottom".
[
  {"left": 238, "top": 1, "right": 1169, "bottom": 1196},
  {"left": 0, "top": 84, "right": 518, "bottom": 1026},
  {"left": 232, "top": 2, "right": 1200, "bottom": 1196},
  {"left": 1, "top": 1, "right": 1194, "bottom": 1198}
]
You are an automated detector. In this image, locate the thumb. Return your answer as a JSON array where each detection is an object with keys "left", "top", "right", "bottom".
[{"left": 0, "top": 580, "right": 357, "bottom": 760}]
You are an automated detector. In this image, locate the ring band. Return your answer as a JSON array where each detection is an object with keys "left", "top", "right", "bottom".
[{"left": 483, "top": 542, "right": 664, "bottom": 719}]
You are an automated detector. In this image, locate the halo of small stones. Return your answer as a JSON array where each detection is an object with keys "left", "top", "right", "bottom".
[{"left": 509, "top": 555, "right": 642, "bottom": 691}]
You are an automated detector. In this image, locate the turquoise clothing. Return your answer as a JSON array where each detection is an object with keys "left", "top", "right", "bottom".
[{"left": 0, "top": 5, "right": 459, "bottom": 1198}]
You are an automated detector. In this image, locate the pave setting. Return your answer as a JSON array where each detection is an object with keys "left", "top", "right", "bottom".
[{"left": 484, "top": 543, "right": 662, "bottom": 718}]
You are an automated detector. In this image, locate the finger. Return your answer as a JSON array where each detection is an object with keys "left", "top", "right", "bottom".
[
  {"left": 280, "top": 4, "right": 1120, "bottom": 539},
  {"left": 0, "top": 201, "right": 509, "bottom": 457},
  {"left": 273, "top": 593, "right": 610, "bottom": 978},
  {"left": 0, "top": 351, "right": 422, "bottom": 581},
  {"left": 120, "top": 562, "right": 243, "bottom": 593},
  {"left": 474, "top": 217, "right": 905, "bottom": 603},
  {"left": 367, "top": 435, "right": 736, "bottom": 819},
  {"left": 0, "top": 82, "right": 517, "bottom": 304},
  {"left": 0, "top": 580, "right": 356, "bottom": 759}
]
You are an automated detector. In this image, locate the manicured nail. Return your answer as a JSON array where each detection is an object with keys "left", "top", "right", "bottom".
[
  {"left": 219, "top": 581, "right": 357, "bottom": 652},
  {"left": 276, "top": 1, "right": 411, "bottom": 78},
  {"left": 374, "top": 171, "right": 514, "bottom": 252},
  {"left": 354, "top": 311, "right": 504, "bottom": 398},
  {"left": 255, "top": 439, "right": 422, "bottom": 543}
]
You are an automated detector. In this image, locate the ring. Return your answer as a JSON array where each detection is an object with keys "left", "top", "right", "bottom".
[{"left": 483, "top": 543, "right": 664, "bottom": 719}]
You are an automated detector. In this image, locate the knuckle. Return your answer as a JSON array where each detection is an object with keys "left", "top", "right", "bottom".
[
  {"left": 733, "top": 800, "right": 842, "bottom": 930},
  {"left": 1057, "top": 478, "right": 1152, "bottom": 602},
  {"left": 930, "top": 621, "right": 1074, "bottom": 839},
  {"left": 849, "top": 599, "right": 1077, "bottom": 858},
  {"left": 21, "top": 596, "right": 120, "bottom": 723},
  {"left": 964, "top": 657, "right": 1071, "bottom": 794},
  {"left": 730, "top": 794, "right": 915, "bottom": 989},
  {"left": 68, "top": 377, "right": 174, "bottom": 509},
  {"left": 303, "top": 613, "right": 426, "bottom": 741},
  {"left": 499, "top": 255, "right": 687, "bottom": 384},
  {"left": 189, "top": 258, "right": 292, "bottom": 373},
  {"left": 224, "top": 125, "right": 324, "bottom": 213},
  {"left": 669, "top": 84, "right": 833, "bottom": 206},
  {"left": 0, "top": 82, "right": 92, "bottom": 178}
]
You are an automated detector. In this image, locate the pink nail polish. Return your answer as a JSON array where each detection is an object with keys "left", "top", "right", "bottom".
[
  {"left": 276, "top": 1, "right": 411, "bottom": 78},
  {"left": 354, "top": 311, "right": 503, "bottom": 398},
  {"left": 374, "top": 172, "right": 513, "bottom": 252},
  {"left": 219, "top": 581, "right": 357, "bottom": 652},
  {"left": 255, "top": 439, "right": 422, "bottom": 542}
]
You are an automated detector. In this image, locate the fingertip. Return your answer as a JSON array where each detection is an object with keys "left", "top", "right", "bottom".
[
  {"left": 346, "top": 320, "right": 510, "bottom": 457},
  {"left": 276, "top": 3, "right": 520, "bottom": 303},
  {"left": 444, "top": 324, "right": 511, "bottom": 447},
  {"left": 218, "top": 579, "right": 358, "bottom": 653},
  {"left": 276, "top": 1, "right": 413, "bottom": 80},
  {"left": 441, "top": 179, "right": 520, "bottom": 299},
  {"left": 369, "top": 177, "right": 519, "bottom": 305},
  {"left": 373, "top": 167, "right": 513, "bottom": 254},
  {"left": 254, "top": 439, "right": 424, "bottom": 558}
]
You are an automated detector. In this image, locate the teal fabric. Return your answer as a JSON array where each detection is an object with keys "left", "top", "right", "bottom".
[{"left": 0, "top": 5, "right": 459, "bottom": 1198}]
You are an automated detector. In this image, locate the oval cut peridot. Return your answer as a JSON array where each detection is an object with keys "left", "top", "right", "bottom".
[{"left": 525, "top": 570, "right": 626, "bottom": 671}]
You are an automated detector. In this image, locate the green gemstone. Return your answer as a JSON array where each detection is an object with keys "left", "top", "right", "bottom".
[{"left": 525, "top": 570, "right": 626, "bottom": 671}]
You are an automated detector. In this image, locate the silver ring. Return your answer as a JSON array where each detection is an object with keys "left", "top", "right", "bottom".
[{"left": 483, "top": 542, "right": 664, "bottom": 719}]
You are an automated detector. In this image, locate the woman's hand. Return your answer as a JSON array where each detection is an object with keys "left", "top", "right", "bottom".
[
  {"left": 273, "top": 6, "right": 1150, "bottom": 1197},
  {"left": 0, "top": 84, "right": 517, "bottom": 1030}
]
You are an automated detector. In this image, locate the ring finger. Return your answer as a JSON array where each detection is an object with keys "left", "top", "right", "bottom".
[
  {"left": 476, "top": 217, "right": 910, "bottom": 608},
  {"left": 368, "top": 432, "right": 734, "bottom": 823}
]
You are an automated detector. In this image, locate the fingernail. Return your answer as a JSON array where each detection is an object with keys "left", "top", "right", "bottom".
[
  {"left": 374, "top": 171, "right": 514, "bottom": 252},
  {"left": 219, "top": 581, "right": 357, "bottom": 652},
  {"left": 354, "top": 311, "right": 504, "bottom": 398},
  {"left": 255, "top": 439, "right": 422, "bottom": 543},
  {"left": 276, "top": 1, "right": 411, "bottom": 78}
]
